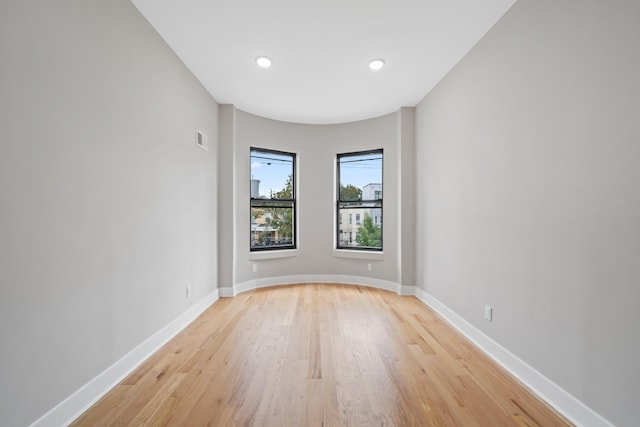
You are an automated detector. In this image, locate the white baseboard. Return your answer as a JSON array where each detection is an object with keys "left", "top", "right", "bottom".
[
  {"left": 399, "top": 285, "right": 416, "bottom": 296},
  {"left": 30, "top": 289, "right": 219, "bottom": 427},
  {"left": 218, "top": 287, "right": 235, "bottom": 297},
  {"left": 233, "top": 274, "right": 404, "bottom": 296},
  {"left": 413, "top": 287, "right": 613, "bottom": 427}
]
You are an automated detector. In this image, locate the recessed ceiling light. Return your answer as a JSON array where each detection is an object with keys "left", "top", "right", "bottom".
[
  {"left": 369, "top": 59, "right": 385, "bottom": 71},
  {"left": 256, "top": 56, "right": 272, "bottom": 68}
]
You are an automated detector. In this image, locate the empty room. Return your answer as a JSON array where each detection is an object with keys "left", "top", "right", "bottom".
[{"left": 1, "top": 0, "right": 638, "bottom": 426}]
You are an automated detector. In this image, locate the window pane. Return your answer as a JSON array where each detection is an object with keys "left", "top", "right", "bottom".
[
  {"left": 339, "top": 152, "right": 382, "bottom": 201},
  {"left": 251, "top": 206, "right": 294, "bottom": 249},
  {"left": 251, "top": 150, "right": 294, "bottom": 200},
  {"left": 337, "top": 208, "right": 381, "bottom": 249}
]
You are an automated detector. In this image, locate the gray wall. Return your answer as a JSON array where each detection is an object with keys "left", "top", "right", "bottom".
[
  {"left": 415, "top": 0, "right": 640, "bottom": 425},
  {"left": 218, "top": 108, "right": 416, "bottom": 289},
  {"left": 0, "top": 0, "right": 218, "bottom": 425},
  {"left": 217, "top": 105, "right": 236, "bottom": 287},
  {"left": 398, "top": 107, "right": 416, "bottom": 287}
]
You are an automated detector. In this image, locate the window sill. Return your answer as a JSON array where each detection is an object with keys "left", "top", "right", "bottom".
[
  {"left": 332, "top": 249, "right": 384, "bottom": 261},
  {"left": 249, "top": 249, "right": 299, "bottom": 261}
]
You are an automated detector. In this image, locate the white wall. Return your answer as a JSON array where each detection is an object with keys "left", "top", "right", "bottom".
[
  {"left": 218, "top": 108, "right": 416, "bottom": 292},
  {"left": 415, "top": 0, "right": 640, "bottom": 425},
  {"left": 0, "top": 0, "right": 218, "bottom": 425}
]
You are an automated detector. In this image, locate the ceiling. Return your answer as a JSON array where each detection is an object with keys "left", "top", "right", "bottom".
[{"left": 131, "top": 0, "right": 516, "bottom": 125}]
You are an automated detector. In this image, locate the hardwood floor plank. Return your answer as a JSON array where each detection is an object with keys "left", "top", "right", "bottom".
[{"left": 72, "top": 284, "right": 571, "bottom": 426}]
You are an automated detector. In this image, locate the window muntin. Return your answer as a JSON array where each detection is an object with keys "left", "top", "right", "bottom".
[
  {"left": 250, "top": 148, "right": 296, "bottom": 251},
  {"left": 336, "top": 150, "right": 383, "bottom": 250}
]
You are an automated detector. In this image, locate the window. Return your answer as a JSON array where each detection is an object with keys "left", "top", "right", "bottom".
[
  {"left": 250, "top": 148, "right": 296, "bottom": 251},
  {"left": 336, "top": 149, "right": 383, "bottom": 250}
]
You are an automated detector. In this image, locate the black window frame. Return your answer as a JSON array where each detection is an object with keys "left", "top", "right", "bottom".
[
  {"left": 250, "top": 147, "right": 296, "bottom": 252},
  {"left": 336, "top": 149, "right": 383, "bottom": 251}
]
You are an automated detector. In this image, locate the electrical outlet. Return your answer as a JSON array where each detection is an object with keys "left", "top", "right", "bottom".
[
  {"left": 252, "top": 264, "right": 257, "bottom": 273},
  {"left": 186, "top": 286, "right": 191, "bottom": 299},
  {"left": 367, "top": 263, "right": 372, "bottom": 272},
  {"left": 484, "top": 305, "right": 493, "bottom": 321}
]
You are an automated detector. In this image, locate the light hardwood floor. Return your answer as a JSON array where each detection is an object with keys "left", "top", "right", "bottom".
[{"left": 73, "top": 283, "right": 571, "bottom": 426}]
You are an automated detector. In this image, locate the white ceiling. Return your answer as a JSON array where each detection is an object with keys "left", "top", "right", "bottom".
[{"left": 131, "top": 0, "right": 516, "bottom": 124}]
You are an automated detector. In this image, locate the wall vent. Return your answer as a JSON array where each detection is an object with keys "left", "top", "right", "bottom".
[{"left": 196, "top": 129, "right": 208, "bottom": 151}]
